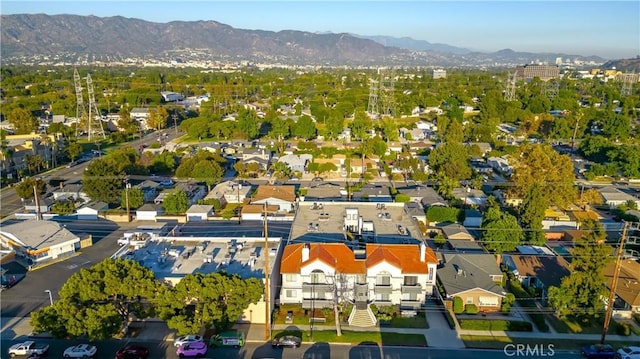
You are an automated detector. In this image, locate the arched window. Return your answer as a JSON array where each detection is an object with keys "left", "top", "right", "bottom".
[{"left": 310, "top": 269, "right": 325, "bottom": 284}]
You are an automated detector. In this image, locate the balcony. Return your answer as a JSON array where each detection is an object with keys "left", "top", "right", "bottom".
[
  {"left": 401, "top": 284, "right": 423, "bottom": 293},
  {"left": 302, "top": 283, "right": 333, "bottom": 294},
  {"left": 374, "top": 284, "right": 393, "bottom": 294}
]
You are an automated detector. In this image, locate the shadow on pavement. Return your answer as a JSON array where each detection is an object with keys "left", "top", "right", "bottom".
[{"left": 303, "top": 342, "right": 331, "bottom": 359}]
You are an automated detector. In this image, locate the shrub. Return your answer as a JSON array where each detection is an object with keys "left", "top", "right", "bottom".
[
  {"left": 426, "top": 206, "right": 461, "bottom": 223},
  {"left": 458, "top": 319, "right": 532, "bottom": 332},
  {"left": 465, "top": 304, "right": 479, "bottom": 314},
  {"left": 616, "top": 322, "right": 631, "bottom": 336},
  {"left": 453, "top": 297, "right": 464, "bottom": 314}
]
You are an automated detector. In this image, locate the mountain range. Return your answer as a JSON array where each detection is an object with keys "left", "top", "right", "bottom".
[{"left": 1, "top": 14, "right": 609, "bottom": 67}]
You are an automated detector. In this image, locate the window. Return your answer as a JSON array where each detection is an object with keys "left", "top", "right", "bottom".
[
  {"left": 404, "top": 276, "right": 418, "bottom": 286},
  {"left": 376, "top": 293, "right": 390, "bottom": 301},
  {"left": 466, "top": 297, "right": 474, "bottom": 305},
  {"left": 402, "top": 292, "right": 418, "bottom": 301},
  {"left": 356, "top": 274, "right": 367, "bottom": 284},
  {"left": 428, "top": 267, "right": 434, "bottom": 282},
  {"left": 479, "top": 296, "right": 499, "bottom": 307},
  {"left": 310, "top": 270, "right": 325, "bottom": 284},
  {"left": 376, "top": 273, "right": 391, "bottom": 285},
  {"left": 285, "top": 274, "right": 296, "bottom": 282},
  {"left": 286, "top": 290, "right": 296, "bottom": 298}
]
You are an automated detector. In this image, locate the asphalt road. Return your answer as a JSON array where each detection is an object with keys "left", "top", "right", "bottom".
[{"left": 0, "top": 339, "right": 584, "bottom": 359}]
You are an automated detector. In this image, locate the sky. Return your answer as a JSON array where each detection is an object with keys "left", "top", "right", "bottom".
[{"left": 2, "top": 1, "right": 639, "bottom": 59}]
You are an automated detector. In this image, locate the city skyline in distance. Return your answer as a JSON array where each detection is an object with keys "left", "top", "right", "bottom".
[{"left": 2, "top": 0, "right": 639, "bottom": 60}]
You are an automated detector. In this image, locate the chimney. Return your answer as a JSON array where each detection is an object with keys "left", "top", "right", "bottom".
[
  {"left": 302, "top": 243, "right": 310, "bottom": 262},
  {"left": 420, "top": 241, "right": 426, "bottom": 262}
]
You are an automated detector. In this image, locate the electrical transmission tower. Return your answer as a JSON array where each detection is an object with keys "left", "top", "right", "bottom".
[
  {"left": 366, "top": 75, "right": 379, "bottom": 120},
  {"left": 86, "top": 73, "right": 106, "bottom": 141},
  {"left": 379, "top": 69, "right": 396, "bottom": 118},
  {"left": 620, "top": 73, "right": 638, "bottom": 97},
  {"left": 504, "top": 71, "right": 517, "bottom": 101},
  {"left": 74, "top": 68, "right": 86, "bottom": 137}
]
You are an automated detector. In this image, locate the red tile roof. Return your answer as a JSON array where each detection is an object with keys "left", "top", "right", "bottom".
[{"left": 280, "top": 243, "right": 437, "bottom": 274}]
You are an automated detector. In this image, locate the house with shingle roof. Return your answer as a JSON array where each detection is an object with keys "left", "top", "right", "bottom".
[
  {"left": 279, "top": 242, "right": 438, "bottom": 326},
  {"left": 604, "top": 259, "right": 640, "bottom": 314},
  {"left": 250, "top": 185, "right": 296, "bottom": 212},
  {"left": 437, "top": 253, "right": 505, "bottom": 312},
  {"left": 501, "top": 254, "right": 571, "bottom": 297}
]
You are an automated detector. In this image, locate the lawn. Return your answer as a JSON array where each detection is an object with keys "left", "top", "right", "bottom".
[
  {"left": 390, "top": 315, "right": 429, "bottom": 329},
  {"left": 461, "top": 335, "right": 639, "bottom": 351},
  {"left": 273, "top": 329, "right": 427, "bottom": 346},
  {"left": 546, "top": 314, "right": 616, "bottom": 334}
]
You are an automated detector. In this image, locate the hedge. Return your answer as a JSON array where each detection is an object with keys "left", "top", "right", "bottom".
[
  {"left": 465, "top": 304, "right": 479, "bottom": 314},
  {"left": 458, "top": 319, "right": 532, "bottom": 332},
  {"left": 426, "top": 206, "right": 461, "bottom": 223}
]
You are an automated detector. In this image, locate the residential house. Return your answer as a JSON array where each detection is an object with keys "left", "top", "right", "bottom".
[
  {"left": 241, "top": 203, "right": 279, "bottom": 221},
  {"left": 185, "top": 205, "right": 213, "bottom": 222},
  {"left": 604, "top": 259, "right": 640, "bottom": 315},
  {"left": 452, "top": 188, "right": 488, "bottom": 207},
  {"left": 279, "top": 242, "right": 438, "bottom": 326},
  {"left": 415, "top": 121, "right": 438, "bottom": 131},
  {"left": 397, "top": 185, "right": 436, "bottom": 203},
  {"left": 420, "top": 187, "right": 448, "bottom": 208},
  {"left": 22, "top": 196, "right": 54, "bottom": 216},
  {"left": 349, "top": 157, "right": 378, "bottom": 176},
  {"left": 492, "top": 189, "right": 522, "bottom": 207},
  {"left": 408, "top": 141, "right": 435, "bottom": 157},
  {"left": 467, "top": 142, "right": 492, "bottom": 156},
  {"left": 52, "top": 183, "right": 90, "bottom": 203},
  {"left": 501, "top": 254, "right": 571, "bottom": 297},
  {"left": 312, "top": 158, "right": 343, "bottom": 177},
  {"left": 0, "top": 220, "right": 80, "bottom": 269},
  {"left": 462, "top": 209, "right": 483, "bottom": 228},
  {"left": 250, "top": 185, "right": 296, "bottom": 213},
  {"left": 599, "top": 187, "right": 640, "bottom": 209},
  {"left": 487, "top": 156, "right": 513, "bottom": 176},
  {"left": 278, "top": 154, "right": 312, "bottom": 173},
  {"left": 242, "top": 148, "right": 271, "bottom": 162},
  {"left": 353, "top": 184, "right": 393, "bottom": 202},
  {"left": 437, "top": 222, "right": 475, "bottom": 241},
  {"left": 75, "top": 201, "right": 108, "bottom": 220},
  {"left": 400, "top": 127, "right": 426, "bottom": 141},
  {"left": 304, "top": 182, "right": 346, "bottom": 202},
  {"left": 134, "top": 180, "right": 162, "bottom": 203},
  {"left": 155, "top": 182, "right": 206, "bottom": 206},
  {"left": 437, "top": 253, "right": 505, "bottom": 312},
  {"left": 386, "top": 142, "right": 404, "bottom": 155},
  {"left": 136, "top": 204, "right": 164, "bottom": 222},
  {"left": 204, "top": 180, "right": 252, "bottom": 206}
]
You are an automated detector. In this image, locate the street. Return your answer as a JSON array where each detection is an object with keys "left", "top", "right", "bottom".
[{"left": 0, "top": 339, "right": 584, "bottom": 358}]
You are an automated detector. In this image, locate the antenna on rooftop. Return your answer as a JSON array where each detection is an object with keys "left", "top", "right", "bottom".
[{"left": 504, "top": 71, "right": 517, "bottom": 101}]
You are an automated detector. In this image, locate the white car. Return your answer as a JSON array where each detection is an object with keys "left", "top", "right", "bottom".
[
  {"left": 173, "top": 334, "right": 204, "bottom": 347},
  {"left": 63, "top": 344, "right": 97, "bottom": 358},
  {"left": 617, "top": 346, "right": 640, "bottom": 359}
]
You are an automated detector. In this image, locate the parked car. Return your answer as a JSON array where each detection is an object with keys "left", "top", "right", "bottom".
[
  {"left": 173, "top": 335, "right": 203, "bottom": 347},
  {"left": 176, "top": 342, "right": 207, "bottom": 357},
  {"left": 271, "top": 335, "right": 302, "bottom": 348},
  {"left": 581, "top": 344, "right": 615, "bottom": 358},
  {"left": 8, "top": 341, "right": 49, "bottom": 357},
  {"left": 63, "top": 344, "right": 97, "bottom": 358},
  {"left": 312, "top": 177, "right": 323, "bottom": 182},
  {"left": 617, "top": 346, "right": 640, "bottom": 359},
  {"left": 115, "top": 344, "right": 149, "bottom": 359},
  {"left": 209, "top": 330, "right": 245, "bottom": 348}
]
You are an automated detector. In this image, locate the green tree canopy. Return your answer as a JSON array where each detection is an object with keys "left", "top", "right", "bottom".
[
  {"left": 8, "top": 107, "right": 39, "bottom": 134},
  {"left": 163, "top": 190, "right": 189, "bottom": 214},
  {"left": 291, "top": 115, "right": 316, "bottom": 139},
  {"left": 121, "top": 187, "right": 144, "bottom": 210},
  {"left": 51, "top": 200, "right": 75, "bottom": 215},
  {"left": 155, "top": 272, "right": 263, "bottom": 334},
  {"left": 14, "top": 177, "right": 46, "bottom": 199},
  {"left": 481, "top": 198, "right": 524, "bottom": 252},
  {"left": 547, "top": 220, "right": 612, "bottom": 319},
  {"left": 30, "top": 258, "right": 159, "bottom": 340},
  {"left": 237, "top": 108, "right": 260, "bottom": 139},
  {"left": 520, "top": 183, "right": 549, "bottom": 245}
]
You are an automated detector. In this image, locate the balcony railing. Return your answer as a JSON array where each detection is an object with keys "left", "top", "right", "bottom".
[
  {"left": 401, "top": 284, "right": 423, "bottom": 293},
  {"left": 302, "top": 298, "right": 334, "bottom": 309},
  {"left": 400, "top": 299, "right": 422, "bottom": 310}
]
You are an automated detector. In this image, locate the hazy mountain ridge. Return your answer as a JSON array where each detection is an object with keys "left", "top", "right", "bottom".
[{"left": 1, "top": 14, "right": 609, "bottom": 67}]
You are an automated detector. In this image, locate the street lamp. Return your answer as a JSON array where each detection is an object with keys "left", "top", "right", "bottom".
[{"left": 44, "top": 290, "right": 53, "bottom": 306}]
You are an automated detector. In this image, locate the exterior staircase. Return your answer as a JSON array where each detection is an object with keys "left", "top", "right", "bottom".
[{"left": 348, "top": 302, "right": 377, "bottom": 327}]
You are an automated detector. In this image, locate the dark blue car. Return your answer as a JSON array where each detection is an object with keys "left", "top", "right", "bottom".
[{"left": 581, "top": 344, "right": 615, "bottom": 358}]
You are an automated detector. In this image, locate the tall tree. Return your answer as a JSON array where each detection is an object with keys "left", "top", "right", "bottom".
[
  {"left": 8, "top": 107, "right": 39, "bottom": 134},
  {"left": 155, "top": 272, "right": 263, "bottom": 335},
  {"left": 66, "top": 141, "right": 83, "bottom": 162},
  {"left": 121, "top": 187, "right": 144, "bottom": 210},
  {"left": 163, "top": 190, "right": 189, "bottom": 214},
  {"left": 481, "top": 198, "right": 524, "bottom": 253},
  {"left": 237, "top": 108, "right": 260, "bottom": 139},
  {"left": 510, "top": 144, "right": 576, "bottom": 208},
  {"left": 291, "top": 115, "right": 316, "bottom": 139},
  {"left": 520, "top": 184, "right": 548, "bottom": 245},
  {"left": 30, "top": 259, "right": 159, "bottom": 340},
  {"left": 14, "top": 177, "right": 45, "bottom": 200},
  {"left": 547, "top": 220, "right": 612, "bottom": 319}
]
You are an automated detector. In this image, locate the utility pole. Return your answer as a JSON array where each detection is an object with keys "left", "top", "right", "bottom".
[
  {"left": 600, "top": 221, "right": 629, "bottom": 344},
  {"left": 172, "top": 111, "right": 179, "bottom": 136},
  {"left": 263, "top": 202, "right": 270, "bottom": 340},
  {"left": 125, "top": 177, "right": 131, "bottom": 222},
  {"left": 33, "top": 178, "right": 41, "bottom": 221}
]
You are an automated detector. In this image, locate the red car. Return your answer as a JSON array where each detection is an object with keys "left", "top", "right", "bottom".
[{"left": 115, "top": 345, "right": 149, "bottom": 359}]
